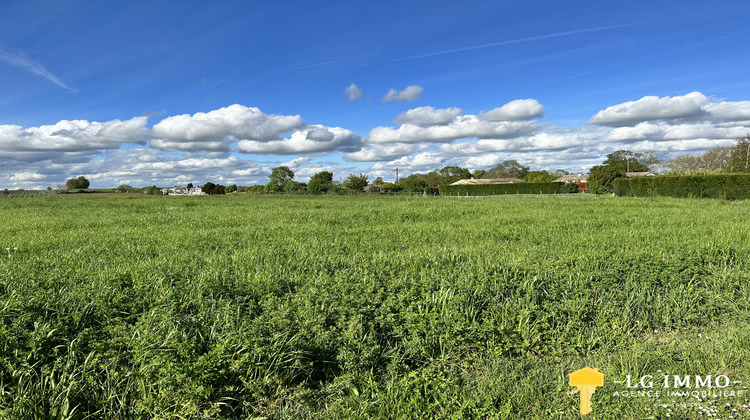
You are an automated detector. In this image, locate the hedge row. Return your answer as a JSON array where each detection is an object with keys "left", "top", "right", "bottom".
[
  {"left": 614, "top": 174, "right": 750, "bottom": 200},
  {"left": 439, "top": 182, "right": 568, "bottom": 196}
]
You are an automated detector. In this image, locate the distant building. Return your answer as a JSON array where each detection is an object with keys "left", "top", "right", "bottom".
[
  {"left": 553, "top": 173, "right": 589, "bottom": 193},
  {"left": 449, "top": 178, "right": 526, "bottom": 186},
  {"left": 625, "top": 172, "right": 656, "bottom": 177},
  {"left": 160, "top": 186, "right": 205, "bottom": 195}
]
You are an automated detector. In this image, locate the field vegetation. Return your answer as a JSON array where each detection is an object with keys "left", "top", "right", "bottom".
[{"left": 1, "top": 194, "right": 749, "bottom": 418}]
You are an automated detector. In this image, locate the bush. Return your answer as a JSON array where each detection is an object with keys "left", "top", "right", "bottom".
[
  {"left": 65, "top": 176, "right": 90, "bottom": 190},
  {"left": 201, "top": 182, "right": 226, "bottom": 195},
  {"left": 283, "top": 181, "right": 305, "bottom": 192},
  {"left": 143, "top": 185, "right": 160, "bottom": 195},
  {"left": 587, "top": 165, "right": 625, "bottom": 194},
  {"left": 381, "top": 183, "right": 402, "bottom": 192},
  {"left": 343, "top": 174, "right": 368, "bottom": 191},
  {"left": 615, "top": 174, "right": 750, "bottom": 200},
  {"left": 246, "top": 185, "right": 265, "bottom": 193},
  {"left": 439, "top": 182, "right": 566, "bottom": 196},
  {"left": 265, "top": 182, "right": 283, "bottom": 193}
]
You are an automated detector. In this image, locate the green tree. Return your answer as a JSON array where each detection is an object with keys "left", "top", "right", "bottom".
[
  {"left": 343, "top": 173, "right": 368, "bottom": 191},
  {"left": 268, "top": 166, "right": 295, "bottom": 187},
  {"left": 524, "top": 170, "right": 556, "bottom": 183},
  {"left": 399, "top": 173, "right": 429, "bottom": 192},
  {"left": 588, "top": 165, "right": 625, "bottom": 194},
  {"left": 283, "top": 181, "right": 305, "bottom": 192},
  {"left": 666, "top": 147, "right": 731, "bottom": 174},
  {"left": 65, "top": 176, "right": 90, "bottom": 190},
  {"left": 143, "top": 185, "right": 160, "bottom": 195},
  {"left": 727, "top": 134, "right": 750, "bottom": 173},
  {"left": 437, "top": 166, "right": 471, "bottom": 185},
  {"left": 602, "top": 150, "right": 654, "bottom": 172},
  {"left": 485, "top": 160, "right": 530, "bottom": 179},
  {"left": 307, "top": 171, "right": 334, "bottom": 193},
  {"left": 472, "top": 169, "right": 487, "bottom": 179},
  {"left": 381, "top": 182, "right": 402, "bottom": 192},
  {"left": 225, "top": 184, "right": 238, "bottom": 193},
  {"left": 115, "top": 184, "right": 132, "bottom": 193},
  {"left": 264, "top": 182, "right": 283, "bottom": 193},
  {"left": 201, "top": 182, "right": 226, "bottom": 195}
]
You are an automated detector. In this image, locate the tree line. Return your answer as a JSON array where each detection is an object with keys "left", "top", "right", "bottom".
[{"left": 588, "top": 134, "right": 750, "bottom": 193}]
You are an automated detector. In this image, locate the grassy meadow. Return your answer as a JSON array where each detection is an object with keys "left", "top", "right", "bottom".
[{"left": 1, "top": 193, "right": 749, "bottom": 419}]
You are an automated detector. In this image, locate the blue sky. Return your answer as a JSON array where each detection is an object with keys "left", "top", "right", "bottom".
[{"left": 1, "top": 0, "right": 749, "bottom": 188}]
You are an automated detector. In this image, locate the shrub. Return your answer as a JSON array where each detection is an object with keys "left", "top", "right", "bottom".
[
  {"left": 202, "top": 182, "right": 226, "bottom": 195},
  {"left": 439, "top": 182, "right": 566, "bottom": 196},
  {"left": 65, "top": 176, "right": 90, "bottom": 190},
  {"left": 614, "top": 174, "right": 750, "bottom": 200},
  {"left": 587, "top": 165, "right": 625, "bottom": 194},
  {"left": 143, "top": 185, "right": 160, "bottom": 195}
]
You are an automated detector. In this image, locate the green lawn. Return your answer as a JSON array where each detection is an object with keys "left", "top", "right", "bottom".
[{"left": 1, "top": 194, "right": 749, "bottom": 418}]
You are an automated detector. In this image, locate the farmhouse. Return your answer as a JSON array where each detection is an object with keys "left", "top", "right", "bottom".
[
  {"left": 625, "top": 172, "right": 656, "bottom": 177},
  {"left": 450, "top": 178, "right": 526, "bottom": 186},
  {"left": 553, "top": 173, "right": 589, "bottom": 192},
  {"left": 160, "top": 186, "right": 205, "bottom": 195}
]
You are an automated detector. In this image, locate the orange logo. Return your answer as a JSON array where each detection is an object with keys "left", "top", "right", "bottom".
[{"left": 569, "top": 367, "right": 604, "bottom": 414}]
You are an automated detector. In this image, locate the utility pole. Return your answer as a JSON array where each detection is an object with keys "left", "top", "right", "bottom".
[{"left": 395, "top": 167, "right": 399, "bottom": 184}]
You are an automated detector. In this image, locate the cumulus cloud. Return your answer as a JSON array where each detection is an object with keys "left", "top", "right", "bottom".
[
  {"left": 589, "top": 92, "right": 710, "bottom": 127},
  {"left": 370, "top": 152, "right": 446, "bottom": 171},
  {"left": 394, "top": 106, "right": 462, "bottom": 126},
  {"left": 605, "top": 122, "right": 749, "bottom": 143},
  {"left": 479, "top": 99, "right": 544, "bottom": 121},
  {"left": 368, "top": 99, "right": 545, "bottom": 144},
  {"left": 0, "top": 117, "right": 148, "bottom": 155},
  {"left": 437, "top": 132, "right": 589, "bottom": 155},
  {"left": 281, "top": 157, "right": 312, "bottom": 168},
  {"left": 9, "top": 171, "right": 46, "bottom": 181},
  {"left": 344, "top": 143, "right": 430, "bottom": 162},
  {"left": 704, "top": 101, "right": 750, "bottom": 122},
  {"left": 344, "top": 83, "right": 364, "bottom": 101},
  {"left": 236, "top": 125, "right": 362, "bottom": 155},
  {"left": 368, "top": 117, "right": 539, "bottom": 144},
  {"left": 382, "top": 85, "right": 423, "bottom": 102},
  {"left": 151, "top": 104, "right": 306, "bottom": 151}
]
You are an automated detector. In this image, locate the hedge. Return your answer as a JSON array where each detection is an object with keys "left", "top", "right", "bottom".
[
  {"left": 614, "top": 174, "right": 750, "bottom": 200},
  {"left": 439, "top": 182, "right": 567, "bottom": 196}
]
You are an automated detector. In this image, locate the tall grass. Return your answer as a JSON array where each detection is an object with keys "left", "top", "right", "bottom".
[{"left": 1, "top": 194, "right": 749, "bottom": 418}]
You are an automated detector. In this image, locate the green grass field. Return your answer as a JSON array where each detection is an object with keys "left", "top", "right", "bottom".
[{"left": 1, "top": 194, "right": 749, "bottom": 419}]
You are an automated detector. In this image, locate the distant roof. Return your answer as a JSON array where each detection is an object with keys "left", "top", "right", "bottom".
[
  {"left": 625, "top": 172, "right": 656, "bottom": 177},
  {"left": 450, "top": 178, "right": 526, "bottom": 185},
  {"left": 553, "top": 174, "right": 589, "bottom": 183}
]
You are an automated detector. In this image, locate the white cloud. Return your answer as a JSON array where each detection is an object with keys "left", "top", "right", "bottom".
[
  {"left": 704, "top": 101, "right": 750, "bottom": 122},
  {"left": 368, "top": 117, "right": 539, "bottom": 144},
  {"left": 9, "top": 171, "right": 46, "bottom": 181},
  {"left": 382, "top": 85, "right": 423, "bottom": 102},
  {"left": 589, "top": 92, "right": 709, "bottom": 127},
  {"left": 281, "top": 157, "right": 312, "bottom": 168},
  {"left": 437, "top": 132, "right": 589, "bottom": 155},
  {"left": 344, "top": 143, "right": 430, "bottom": 162},
  {"left": 151, "top": 104, "right": 306, "bottom": 151},
  {"left": 479, "top": 99, "right": 544, "bottom": 121},
  {"left": 370, "top": 152, "right": 446, "bottom": 171},
  {"left": 605, "top": 122, "right": 749, "bottom": 143},
  {"left": 344, "top": 83, "right": 364, "bottom": 101},
  {"left": 236, "top": 125, "right": 362, "bottom": 155},
  {"left": 394, "top": 106, "right": 462, "bottom": 126},
  {"left": 0, "top": 117, "right": 148, "bottom": 155}
]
